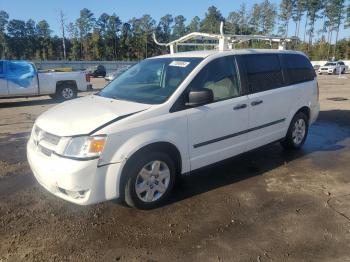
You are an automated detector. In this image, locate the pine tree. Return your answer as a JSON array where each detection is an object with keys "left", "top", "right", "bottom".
[
  {"left": 260, "top": 0, "right": 277, "bottom": 35},
  {"left": 187, "top": 16, "right": 201, "bottom": 33},
  {"left": 200, "top": 6, "right": 224, "bottom": 34},
  {"left": 173, "top": 15, "right": 186, "bottom": 38},
  {"left": 279, "top": 0, "right": 295, "bottom": 36},
  {"left": 292, "top": 0, "right": 306, "bottom": 38},
  {"left": 249, "top": 4, "right": 262, "bottom": 34},
  {"left": 0, "top": 10, "right": 9, "bottom": 58}
]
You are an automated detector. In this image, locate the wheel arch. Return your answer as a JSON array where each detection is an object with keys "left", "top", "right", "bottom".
[
  {"left": 118, "top": 141, "right": 182, "bottom": 200},
  {"left": 295, "top": 106, "right": 310, "bottom": 121},
  {"left": 55, "top": 80, "right": 78, "bottom": 92}
]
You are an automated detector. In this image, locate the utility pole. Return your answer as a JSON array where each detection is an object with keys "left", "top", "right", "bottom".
[{"left": 59, "top": 10, "right": 67, "bottom": 60}]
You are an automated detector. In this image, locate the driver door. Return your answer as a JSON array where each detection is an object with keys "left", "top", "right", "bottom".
[{"left": 186, "top": 56, "right": 249, "bottom": 170}]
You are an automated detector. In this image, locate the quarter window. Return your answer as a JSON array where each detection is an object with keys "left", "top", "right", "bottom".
[
  {"left": 281, "top": 54, "right": 315, "bottom": 85},
  {"left": 244, "top": 54, "right": 284, "bottom": 93},
  {"left": 0, "top": 61, "right": 3, "bottom": 74},
  {"left": 188, "top": 56, "right": 240, "bottom": 102}
]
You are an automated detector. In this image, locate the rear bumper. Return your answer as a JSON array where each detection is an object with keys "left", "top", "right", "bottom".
[{"left": 27, "top": 139, "right": 122, "bottom": 205}]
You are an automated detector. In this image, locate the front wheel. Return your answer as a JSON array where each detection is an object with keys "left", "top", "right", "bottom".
[
  {"left": 123, "top": 152, "right": 176, "bottom": 209},
  {"left": 281, "top": 112, "right": 309, "bottom": 150}
]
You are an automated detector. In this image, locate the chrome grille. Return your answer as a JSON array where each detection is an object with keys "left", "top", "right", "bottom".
[
  {"left": 38, "top": 144, "right": 53, "bottom": 157},
  {"left": 34, "top": 126, "right": 61, "bottom": 145}
]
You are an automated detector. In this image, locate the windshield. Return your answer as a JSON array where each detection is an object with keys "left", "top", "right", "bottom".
[
  {"left": 325, "top": 62, "right": 336, "bottom": 66},
  {"left": 97, "top": 57, "right": 202, "bottom": 104}
]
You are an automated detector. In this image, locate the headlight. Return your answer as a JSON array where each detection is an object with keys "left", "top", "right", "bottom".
[{"left": 62, "top": 135, "right": 107, "bottom": 159}]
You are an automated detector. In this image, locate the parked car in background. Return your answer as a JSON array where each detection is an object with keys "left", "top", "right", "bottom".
[
  {"left": 318, "top": 61, "right": 348, "bottom": 75},
  {"left": 105, "top": 65, "right": 132, "bottom": 82},
  {"left": 86, "top": 65, "right": 106, "bottom": 78},
  {"left": 0, "top": 60, "right": 91, "bottom": 101},
  {"left": 27, "top": 49, "right": 319, "bottom": 209}
]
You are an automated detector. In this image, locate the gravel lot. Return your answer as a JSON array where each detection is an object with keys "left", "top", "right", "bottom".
[{"left": 0, "top": 75, "right": 350, "bottom": 261}]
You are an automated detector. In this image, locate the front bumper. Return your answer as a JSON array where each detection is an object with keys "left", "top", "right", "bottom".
[
  {"left": 27, "top": 139, "right": 122, "bottom": 205},
  {"left": 318, "top": 68, "right": 334, "bottom": 74}
]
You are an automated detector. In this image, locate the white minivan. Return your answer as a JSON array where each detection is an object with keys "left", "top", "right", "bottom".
[{"left": 27, "top": 49, "right": 319, "bottom": 209}]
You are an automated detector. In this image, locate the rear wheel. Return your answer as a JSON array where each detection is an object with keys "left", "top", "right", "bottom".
[
  {"left": 281, "top": 112, "right": 309, "bottom": 150},
  {"left": 56, "top": 85, "right": 77, "bottom": 101},
  {"left": 123, "top": 152, "right": 176, "bottom": 209}
]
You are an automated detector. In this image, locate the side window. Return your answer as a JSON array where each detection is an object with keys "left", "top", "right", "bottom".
[
  {"left": 0, "top": 61, "right": 3, "bottom": 75},
  {"left": 282, "top": 54, "right": 315, "bottom": 85},
  {"left": 339, "top": 62, "right": 344, "bottom": 66},
  {"left": 244, "top": 54, "right": 283, "bottom": 93},
  {"left": 188, "top": 56, "right": 240, "bottom": 102}
]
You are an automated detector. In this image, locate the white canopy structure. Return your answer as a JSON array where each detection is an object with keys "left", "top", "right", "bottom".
[{"left": 153, "top": 22, "right": 299, "bottom": 54}]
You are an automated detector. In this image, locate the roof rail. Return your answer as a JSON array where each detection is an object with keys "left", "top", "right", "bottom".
[{"left": 153, "top": 22, "right": 299, "bottom": 54}]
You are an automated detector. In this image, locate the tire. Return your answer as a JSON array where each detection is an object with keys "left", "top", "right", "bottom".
[
  {"left": 342, "top": 69, "right": 345, "bottom": 74},
  {"left": 123, "top": 151, "right": 176, "bottom": 209},
  {"left": 56, "top": 85, "right": 77, "bottom": 101},
  {"left": 280, "top": 112, "right": 309, "bottom": 150}
]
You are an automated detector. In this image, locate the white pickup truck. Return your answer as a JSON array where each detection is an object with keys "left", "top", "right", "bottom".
[
  {"left": 318, "top": 61, "right": 348, "bottom": 75},
  {"left": 0, "top": 60, "right": 91, "bottom": 100}
]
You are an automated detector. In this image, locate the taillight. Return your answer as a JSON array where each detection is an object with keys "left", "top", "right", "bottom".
[{"left": 85, "top": 74, "right": 90, "bottom": 82}]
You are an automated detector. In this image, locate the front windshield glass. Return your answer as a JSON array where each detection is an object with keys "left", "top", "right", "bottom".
[
  {"left": 325, "top": 62, "right": 336, "bottom": 66},
  {"left": 97, "top": 57, "right": 202, "bottom": 104}
]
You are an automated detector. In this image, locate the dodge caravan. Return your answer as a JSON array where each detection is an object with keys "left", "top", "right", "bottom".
[{"left": 27, "top": 49, "right": 319, "bottom": 209}]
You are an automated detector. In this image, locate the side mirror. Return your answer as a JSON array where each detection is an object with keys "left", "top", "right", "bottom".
[{"left": 186, "top": 88, "right": 214, "bottom": 107}]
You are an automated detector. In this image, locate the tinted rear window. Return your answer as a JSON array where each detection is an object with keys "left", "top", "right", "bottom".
[
  {"left": 244, "top": 54, "right": 284, "bottom": 93},
  {"left": 281, "top": 54, "right": 315, "bottom": 85}
]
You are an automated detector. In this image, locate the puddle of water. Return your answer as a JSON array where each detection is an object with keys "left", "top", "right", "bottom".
[{"left": 305, "top": 121, "right": 350, "bottom": 152}]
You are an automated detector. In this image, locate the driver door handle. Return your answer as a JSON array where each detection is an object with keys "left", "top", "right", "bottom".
[
  {"left": 251, "top": 100, "right": 263, "bottom": 106},
  {"left": 233, "top": 104, "right": 247, "bottom": 110}
]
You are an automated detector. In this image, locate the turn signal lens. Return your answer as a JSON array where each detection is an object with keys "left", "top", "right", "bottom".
[{"left": 89, "top": 137, "right": 106, "bottom": 153}]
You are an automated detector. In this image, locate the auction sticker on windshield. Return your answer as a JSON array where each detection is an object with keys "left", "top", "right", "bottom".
[{"left": 169, "top": 61, "right": 190, "bottom": 67}]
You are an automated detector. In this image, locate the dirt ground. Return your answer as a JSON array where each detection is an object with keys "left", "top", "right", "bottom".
[{"left": 0, "top": 75, "right": 350, "bottom": 262}]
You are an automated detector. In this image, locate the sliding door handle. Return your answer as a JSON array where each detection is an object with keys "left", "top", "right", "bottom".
[
  {"left": 251, "top": 100, "right": 263, "bottom": 106},
  {"left": 233, "top": 104, "right": 247, "bottom": 110}
]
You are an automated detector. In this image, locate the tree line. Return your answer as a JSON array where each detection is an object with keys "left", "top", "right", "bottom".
[{"left": 0, "top": 0, "right": 349, "bottom": 62}]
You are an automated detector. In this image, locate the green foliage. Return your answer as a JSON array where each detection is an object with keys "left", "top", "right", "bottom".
[
  {"left": 0, "top": 2, "right": 349, "bottom": 61},
  {"left": 187, "top": 16, "right": 200, "bottom": 33},
  {"left": 200, "top": 6, "right": 224, "bottom": 34}
]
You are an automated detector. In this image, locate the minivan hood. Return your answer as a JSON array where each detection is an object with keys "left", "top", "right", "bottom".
[{"left": 35, "top": 95, "right": 151, "bottom": 136}]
